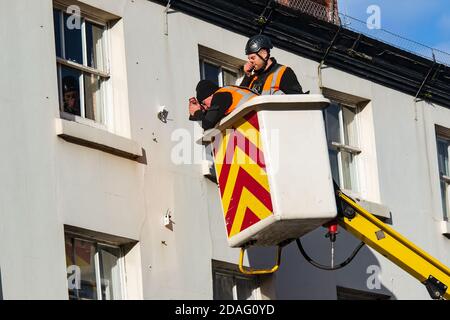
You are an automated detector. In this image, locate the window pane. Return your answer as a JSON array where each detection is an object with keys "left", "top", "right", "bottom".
[
  {"left": 53, "top": 9, "right": 62, "bottom": 58},
  {"left": 341, "top": 151, "right": 358, "bottom": 191},
  {"left": 329, "top": 149, "right": 340, "bottom": 186},
  {"left": 236, "top": 277, "right": 256, "bottom": 300},
  {"left": 99, "top": 246, "right": 122, "bottom": 300},
  {"left": 213, "top": 273, "right": 234, "bottom": 300},
  {"left": 441, "top": 180, "right": 448, "bottom": 220},
  {"left": 86, "top": 22, "right": 105, "bottom": 70},
  {"left": 61, "top": 67, "right": 82, "bottom": 116},
  {"left": 65, "top": 236, "right": 74, "bottom": 267},
  {"left": 204, "top": 62, "right": 220, "bottom": 85},
  {"left": 84, "top": 73, "right": 104, "bottom": 122},
  {"left": 65, "top": 236, "right": 78, "bottom": 300},
  {"left": 437, "top": 138, "right": 449, "bottom": 220},
  {"left": 342, "top": 105, "right": 358, "bottom": 146},
  {"left": 74, "top": 239, "right": 98, "bottom": 300},
  {"left": 63, "top": 13, "right": 83, "bottom": 64},
  {"left": 437, "top": 139, "right": 449, "bottom": 176},
  {"left": 324, "top": 102, "right": 341, "bottom": 143},
  {"left": 223, "top": 69, "right": 238, "bottom": 86}
]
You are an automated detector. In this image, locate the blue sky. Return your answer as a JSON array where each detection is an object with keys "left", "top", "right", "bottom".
[{"left": 338, "top": 0, "right": 450, "bottom": 53}]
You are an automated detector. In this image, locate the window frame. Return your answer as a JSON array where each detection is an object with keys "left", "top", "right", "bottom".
[
  {"left": 212, "top": 265, "right": 261, "bottom": 300},
  {"left": 199, "top": 57, "right": 242, "bottom": 87},
  {"left": 324, "top": 102, "right": 362, "bottom": 193},
  {"left": 65, "top": 233, "right": 127, "bottom": 300},
  {"left": 436, "top": 134, "right": 450, "bottom": 221},
  {"left": 54, "top": 4, "right": 111, "bottom": 128}
]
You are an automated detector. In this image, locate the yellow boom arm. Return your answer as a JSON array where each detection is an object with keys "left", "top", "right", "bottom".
[{"left": 337, "top": 191, "right": 450, "bottom": 300}]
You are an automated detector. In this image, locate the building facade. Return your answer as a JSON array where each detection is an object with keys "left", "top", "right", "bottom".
[{"left": 0, "top": 0, "right": 449, "bottom": 300}]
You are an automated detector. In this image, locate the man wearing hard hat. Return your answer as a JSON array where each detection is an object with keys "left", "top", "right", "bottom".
[{"left": 241, "top": 34, "right": 305, "bottom": 95}]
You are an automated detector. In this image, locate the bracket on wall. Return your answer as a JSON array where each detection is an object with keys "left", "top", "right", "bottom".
[
  {"left": 318, "top": 26, "right": 341, "bottom": 90},
  {"left": 254, "top": 0, "right": 276, "bottom": 34},
  {"left": 414, "top": 51, "right": 438, "bottom": 103},
  {"left": 164, "top": 0, "right": 177, "bottom": 36}
]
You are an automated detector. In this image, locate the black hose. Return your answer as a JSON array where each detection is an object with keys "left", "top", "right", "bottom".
[{"left": 296, "top": 238, "right": 365, "bottom": 271}]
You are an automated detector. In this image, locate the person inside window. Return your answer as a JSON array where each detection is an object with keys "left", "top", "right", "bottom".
[{"left": 62, "top": 76, "right": 81, "bottom": 116}]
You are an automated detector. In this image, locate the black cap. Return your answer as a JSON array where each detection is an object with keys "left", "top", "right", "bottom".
[
  {"left": 62, "top": 76, "right": 78, "bottom": 92},
  {"left": 196, "top": 80, "right": 219, "bottom": 102},
  {"left": 245, "top": 35, "right": 273, "bottom": 55}
]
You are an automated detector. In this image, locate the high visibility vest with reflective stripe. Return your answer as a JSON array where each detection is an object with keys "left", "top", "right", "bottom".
[
  {"left": 216, "top": 86, "right": 258, "bottom": 115},
  {"left": 249, "top": 65, "right": 288, "bottom": 95}
]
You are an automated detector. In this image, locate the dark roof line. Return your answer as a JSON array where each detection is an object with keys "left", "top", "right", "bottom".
[{"left": 152, "top": 0, "right": 450, "bottom": 108}]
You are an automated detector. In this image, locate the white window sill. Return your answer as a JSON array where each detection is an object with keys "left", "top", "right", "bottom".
[
  {"left": 55, "top": 118, "right": 146, "bottom": 164},
  {"left": 60, "top": 112, "right": 108, "bottom": 131},
  {"left": 441, "top": 221, "right": 450, "bottom": 236}
]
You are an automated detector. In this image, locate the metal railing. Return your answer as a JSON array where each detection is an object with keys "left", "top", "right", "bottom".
[
  {"left": 339, "top": 13, "right": 450, "bottom": 67},
  {"left": 276, "top": 0, "right": 450, "bottom": 67},
  {"left": 276, "top": 0, "right": 339, "bottom": 24}
]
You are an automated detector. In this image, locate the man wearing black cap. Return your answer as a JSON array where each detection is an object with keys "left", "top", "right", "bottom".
[
  {"left": 189, "top": 80, "right": 257, "bottom": 130},
  {"left": 62, "top": 76, "right": 81, "bottom": 116},
  {"left": 240, "top": 34, "right": 305, "bottom": 95}
]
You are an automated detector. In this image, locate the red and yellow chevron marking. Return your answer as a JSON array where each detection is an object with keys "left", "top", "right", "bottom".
[{"left": 212, "top": 111, "right": 273, "bottom": 238}]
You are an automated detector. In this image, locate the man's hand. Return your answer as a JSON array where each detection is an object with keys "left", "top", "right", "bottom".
[
  {"left": 189, "top": 97, "right": 201, "bottom": 116},
  {"left": 243, "top": 62, "right": 255, "bottom": 76}
]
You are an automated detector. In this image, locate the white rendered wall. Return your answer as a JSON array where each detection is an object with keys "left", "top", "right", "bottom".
[{"left": 0, "top": 0, "right": 449, "bottom": 300}]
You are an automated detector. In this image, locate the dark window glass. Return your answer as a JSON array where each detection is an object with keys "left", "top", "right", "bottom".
[
  {"left": 324, "top": 103, "right": 342, "bottom": 186},
  {"left": 437, "top": 139, "right": 448, "bottom": 176},
  {"left": 329, "top": 149, "right": 340, "bottom": 185},
  {"left": 63, "top": 13, "right": 83, "bottom": 64},
  {"left": 441, "top": 180, "right": 448, "bottom": 219},
  {"left": 324, "top": 102, "right": 341, "bottom": 144},
  {"left": 236, "top": 277, "right": 255, "bottom": 300},
  {"left": 61, "top": 66, "right": 82, "bottom": 116},
  {"left": 213, "top": 273, "right": 234, "bottom": 300},
  {"left": 53, "top": 9, "right": 62, "bottom": 58},
  {"left": 204, "top": 62, "right": 220, "bottom": 85}
]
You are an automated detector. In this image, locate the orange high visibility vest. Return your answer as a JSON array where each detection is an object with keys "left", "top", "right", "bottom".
[
  {"left": 249, "top": 65, "right": 288, "bottom": 95},
  {"left": 215, "top": 86, "right": 258, "bottom": 115}
]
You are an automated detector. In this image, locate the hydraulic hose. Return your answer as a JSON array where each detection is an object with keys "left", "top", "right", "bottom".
[{"left": 296, "top": 238, "right": 365, "bottom": 271}]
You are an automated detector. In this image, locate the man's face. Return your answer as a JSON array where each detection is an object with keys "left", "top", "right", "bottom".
[
  {"left": 247, "top": 49, "right": 269, "bottom": 71},
  {"left": 201, "top": 95, "right": 213, "bottom": 110},
  {"left": 64, "top": 90, "right": 78, "bottom": 108}
]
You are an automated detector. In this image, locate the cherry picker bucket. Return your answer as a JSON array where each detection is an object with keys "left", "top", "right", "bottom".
[{"left": 201, "top": 95, "right": 337, "bottom": 247}]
